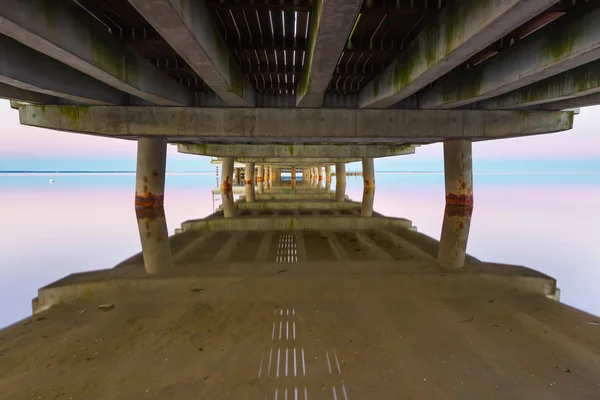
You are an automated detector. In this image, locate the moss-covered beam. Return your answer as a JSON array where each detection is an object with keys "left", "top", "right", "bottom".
[
  {"left": 19, "top": 105, "right": 574, "bottom": 144},
  {"left": 128, "top": 0, "right": 255, "bottom": 107},
  {"left": 296, "top": 0, "right": 362, "bottom": 107},
  {"left": 358, "top": 0, "right": 557, "bottom": 109},
  {"left": 0, "top": 35, "right": 124, "bottom": 105},
  {"left": 177, "top": 144, "right": 415, "bottom": 158},
  {"left": 418, "top": 4, "right": 600, "bottom": 109},
  {"left": 478, "top": 59, "right": 600, "bottom": 109},
  {"left": 0, "top": 0, "right": 191, "bottom": 106}
]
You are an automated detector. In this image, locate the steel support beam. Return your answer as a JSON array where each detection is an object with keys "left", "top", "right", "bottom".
[
  {"left": 178, "top": 143, "right": 415, "bottom": 158},
  {"left": 418, "top": 4, "right": 600, "bottom": 109},
  {"left": 0, "top": 0, "right": 191, "bottom": 106},
  {"left": 20, "top": 106, "right": 574, "bottom": 144},
  {"left": 0, "top": 36, "right": 124, "bottom": 105},
  {"left": 128, "top": 0, "right": 254, "bottom": 107},
  {"left": 296, "top": 0, "right": 362, "bottom": 107},
  {"left": 358, "top": 0, "right": 557, "bottom": 109}
]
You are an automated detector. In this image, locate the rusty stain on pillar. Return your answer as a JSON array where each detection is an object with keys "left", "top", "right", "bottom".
[
  {"left": 135, "top": 207, "right": 173, "bottom": 275},
  {"left": 234, "top": 168, "right": 241, "bottom": 185},
  {"left": 444, "top": 139, "right": 474, "bottom": 206},
  {"left": 245, "top": 162, "right": 255, "bottom": 203},
  {"left": 361, "top": 158, "right": 375, "bottom": 217},
  {"left": 135, "top": 138, "right": 167, "bottom": 209},
  {"left": 291, "top": 167, "right": 296, "bottom": 190},
  {"left": 437, "top": 205, "right": 473, "bottom": 269},
  {"left": 336, "top": 163, "right": 346, "bottom": 203},
  {"left": 324, "top": 165, "right": 332, "bottom": 192},
  {"left": 220, "top": 157, "right": 235, "bottom": 218}
]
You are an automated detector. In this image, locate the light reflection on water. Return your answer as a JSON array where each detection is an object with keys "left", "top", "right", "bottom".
[{"left": 0, "top": 172, "right": 599, "bottom": 328}]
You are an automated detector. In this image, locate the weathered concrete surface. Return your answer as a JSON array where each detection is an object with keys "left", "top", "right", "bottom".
[
  {"left": 237, "top": 158, "right": 353, "bottom": 165},
  {"left": 438, "top": 206, "right": 472, "bottom": 269},
  {"left": 0, "top": 83, "right": 57, "bottom": 104},
  {"left": 256, "top": 193, "right": 339, "bottom": 201},
  {"left": 135, "top": 138, "right": 167, "bottom": 209},
  {"left": 135, "top": 207, "right": 173, "bottom": 275},
  {"left": 419, "top": 4, "right": 600, "bottom": 109},
  {"left": 220, "top": 157, "right": 235, "bottom": 218},
  {"left": 178, "top": 143, "right": 415, "bottom": 158},
  {"left": 444, "top": 140, "right": 473, "bottom": 206},
  {"left": 296, "top": 0, "right": 362, "bottom": 107},
  {"left": 182, "top": 215, "right": 410, "bottom": 232},
  {"left": 236, "top": 200, "right": 360, "bottom": 211},
  {"left": 359, "top": 0, "right": 558, "bottom": 109},
  {"left": 537, "top": 91, "right": 600, "bottom": 110},
  {"left": 0, "top": 0, "right": 191, "bottom": 106},
  {"left": 361, "top": 158, "right": 375, "bottom": 217},
  {"left": 19, "top": 106, "right": 575, "bottom": 144},
  {"left": 128, "top": 0, "right": 254, "bottom": 107},
  {"left": 478, "top": 58, "right": 600, "bottom": 109},
  {"left": 0, "top": 36, "right": 124, "bottom": 105}
]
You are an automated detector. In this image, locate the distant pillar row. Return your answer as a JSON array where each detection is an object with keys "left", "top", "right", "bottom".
[
  {"left": 361, "top": 158, "right": 375, "bottom": 217},
  {"left": 220, "top": 157, "right": 235, "bottom": 218},
  {"left": 325, "top": 165, "right": 332, "bottom": 191},
  {"left": 335, "top": 163, "right": 346, "bottom": 203},
  {"left": 234, "top": 167, "right": 241, "bottom": 185},
  {"left": 135, "top": 138, "right": 167, "bottom": 209},
  {"left": 245, "top": 162, "right": 255, "bottom": 203},
  {"left": 257, "top": 165, "right": 264, "bottom": 194}
]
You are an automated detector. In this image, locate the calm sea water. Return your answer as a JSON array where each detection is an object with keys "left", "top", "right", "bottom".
[{"left": 1, "top": 172, "right": 599, "bottom": 328}]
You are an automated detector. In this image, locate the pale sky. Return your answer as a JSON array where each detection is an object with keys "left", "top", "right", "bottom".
[{"left": 0, "top": 100, "right": 598, "bottom": 172}]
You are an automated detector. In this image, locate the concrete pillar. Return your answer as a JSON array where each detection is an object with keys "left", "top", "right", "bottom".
[
  {"left": 325, "top": 165, "right": 332, "bottom": 192},
  {"left": 291, "top": 167, "right": 297, "bottom": 189},
  {"left": 136, "top": 208, "right": 172, "bottom": 275},
  {"left": 361, "top": 158, "right": 375, "bottom": 217},
  {"left": 234, "top": 167, "right": 241, "bottom": 185},
  {"left": 437, "top": 205, "right": 472, "bottom": 269},
  {"left": 266, "top": 166, "right": 271, "bottom": 189},
  {"left": 257, "top": 165, "right": 264, "bottom": 194},
  {"left": 245, "top": 162, "right": 255, "bottom": 203},
  {"left": 444, "top": 139, "right": 473, "bottom": 206},
  {"left": 220, "top": 157, "right": 235, "bottom": 218},
  {"left": 135, "top": 138, "right": 167, "bottom": 209},
  {"left": 335, "top": 163, "right": 346, "bottom": 202}
]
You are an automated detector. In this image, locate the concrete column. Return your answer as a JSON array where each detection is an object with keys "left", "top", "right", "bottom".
[
  {"left": 135, "top": 138, "right": 167, "bottom": 209},
  {"left": 245, "top": 162, "right": 255, "bottom": 203},
  {"left": 325, "top": 165, "right": 332, "bottom": 192},
  {"left": 234, "top": 167, "right": 241, "bottom": 185},
  {"left": 291, "top": 167, "right": 297, "bottom": 189},
  {"left": 257, "top": 165, "right": 264, "bottom": 194},
  {"left": 361, "top": 158, "right": 375, "bottom": 217},
  {"left": 220, "top": 156, "right": 235, "bottom": 218},
  {"left": 438, "top": 205, "right": 472, "bottom": 269},
  {"left": 444, "top": 139, "right": 473, "bottom": 206},
  {"left": 335, "top": 163, "right": 346, "bottom": 202},
  {"left": 136, "top": 208, "right": 172, "bottom": 275}
]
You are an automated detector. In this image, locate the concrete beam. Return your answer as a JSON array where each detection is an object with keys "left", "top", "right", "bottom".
[
  {"left": 0, "top": 83, "right": 56, "bottom": 104},
  {"left": 128, "top": 0, "right": 254, "bottom": 107},
  {"left": 0, "top": 0, "right": 191, "bottom": 106},
  {"left": 358, "top": 0, "right": 557, "bottom": 109},
  {"left": 0, "top": 35, "right": 124, "bottom": 105},
  {"left": 478, "top": 59, "right": 600, "bottom": 109},
  {"left": 536, "top": 92, "right": 600, "bottom": 111},
  {"left": 178, "top": 143, "right": 415, "bottom": 158},
  {"left": 236, "top": 201, "right": 360, "bottom": 211},
  {"left": 418, "top": 4, "right": 600, "bottom": 109},
  {"left": 236, "top": 158, "right": 357, "bottom": 164},
  {"left": 19, "top": 106, "right": 574, "bottom": 144},
  {"left": 296, "top": 0, "right": 362, "bottom": 107}
]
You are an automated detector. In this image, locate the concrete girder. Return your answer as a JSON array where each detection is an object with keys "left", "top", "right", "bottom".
[
  {"left": 478, "top": 59, "right": 600, "bottom": 109},
  {"left": 296, "top": 0, "right": 362, "bottom": 107},
  {"left": 358, "top": 0, "right": 557, "bottom": 109},
  {"left": 0, "top": 83, "right": 57, "bottom": 104},
  {"left": 127, "top": 0, "right": 254, "bottom": 107},
  {"left": 0, "top": 36, "right": 124, "bottom": 105},
  {"left": 236, "top": 158, "right": 357, "bottom": 164},
  {"left": 178, "top": 143, "right": 415, "bottom": 158},
  {"left": 535, "top": 92, "right": 600, "bottom": 111},
  {"left": 19, "top": 106, "right": 574, "bottom": 145},
  {"left": 0, "top": 0, "right": 192, "bottom": 106},
  {"left": 418, "top": 4, "right": 600, "bottom": 109}
]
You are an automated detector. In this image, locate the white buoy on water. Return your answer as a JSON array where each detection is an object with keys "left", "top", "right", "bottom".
[{"left": 49, "top": 179, "right": 55, "bottom": 184}]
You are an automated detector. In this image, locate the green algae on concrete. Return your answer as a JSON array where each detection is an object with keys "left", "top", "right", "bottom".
[
  {"left": 88, "top": 28, "right": 139, "bottom": 87},
  {"left": 297, "top": 0, "right": 323, "bottom": 99},
  {"left": 58, "top": 106, "right": 90, "bottom": 129},
  {"left": 541, "top": 18, "right": 584, "bottom": 62}
]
